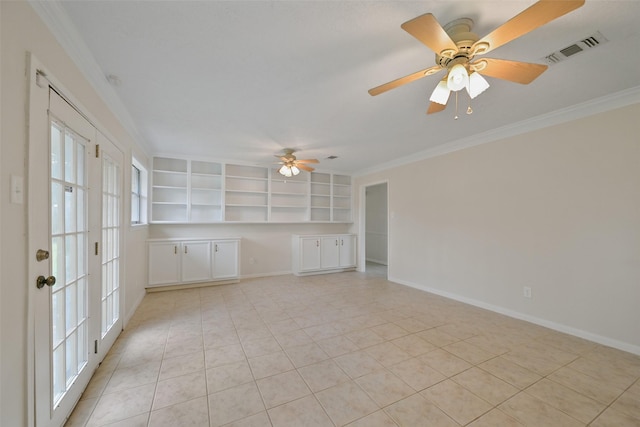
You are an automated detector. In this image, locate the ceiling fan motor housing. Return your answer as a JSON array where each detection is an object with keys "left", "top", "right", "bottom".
[{"left": 436, "top": 18, "right": 479, "bottom": 70}]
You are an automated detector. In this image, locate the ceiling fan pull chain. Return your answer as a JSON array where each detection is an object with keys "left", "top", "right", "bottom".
[{"left": 454, "top": 91, "right": 459, "bottom": 120}]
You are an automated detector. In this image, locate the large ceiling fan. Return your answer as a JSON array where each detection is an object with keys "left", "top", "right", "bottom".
[
  {"left": 369, "top": 0, "right": 585, "bottom": 115},
  {"left": 275, "top": 149, "right": 319, "bottom": 177}
]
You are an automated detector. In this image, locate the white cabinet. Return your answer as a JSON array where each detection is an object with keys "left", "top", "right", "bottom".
[
  {"left": 321, "top": 236, "right": 340, "bottom": 269},
  {"left": 148, "top": 238, "right": 240, "bottom": 288},
  {"left": 148, "top": 241, "right": 180, "bottom": 285},
  {"left": 292, "top": 234, "right": 356, "bottom": 275},
  {"left": 299, "top": 237, "right": 321, "bottom": 271},
  {"left": 212, "top": 240, "right": 239, "bottom": 280},
  {"left": 338, "top": 234, "right": 356, "bottom": 267},
  {"left": 180, "top": 241, "right": 211, "bottom": 283}
]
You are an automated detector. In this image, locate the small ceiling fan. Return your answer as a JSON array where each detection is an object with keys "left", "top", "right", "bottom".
[
  {"left": 275, "top": 149, "right": 319, "bottom": 177},
  {"left": 369, "top": 0, "right": 585, "bottom": 115}
]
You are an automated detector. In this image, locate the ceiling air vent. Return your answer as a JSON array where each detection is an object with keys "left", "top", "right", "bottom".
[{"left": 542, "top": 31, "right": 608, "bottom": 65}]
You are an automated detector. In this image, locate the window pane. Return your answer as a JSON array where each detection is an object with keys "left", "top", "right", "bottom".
[
  {"left": 65, "top": 235, "right": 77, "bottom": 284},
  {"left": 51, "top": 123, "right": 63, "bottom": 180},
  {"left": 64, "top": 185, "right": 76, "bottom": 233},
  {"left": 51, "top": 182, "right": 64, "bottom": 235},
  {"left": 64, "top": 133, "right": 76, "bottom": 184}
]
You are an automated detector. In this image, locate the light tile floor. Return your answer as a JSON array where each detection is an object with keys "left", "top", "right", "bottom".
[{"left": 65, "top": 271, "right": 640, "bottom": 426}]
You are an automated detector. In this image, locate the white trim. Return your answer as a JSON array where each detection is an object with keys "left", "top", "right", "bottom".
[
  {"left": 354, "top": 86, "right": 640, "bottom": 177},
  {"left": 123, "top": 290, "right": 146, "bottom": 329},
  {"left": 389, "top": 276, "right": 640, "bottom": 357},
  {"left": 27, "top": 0, "right": 150, "bottom": 156},
  {"left": 358, "top": 180, "right": 389, "bottom": 273},
  {"left": 240, "top": 271, "right": 291, "bottom": 280}
]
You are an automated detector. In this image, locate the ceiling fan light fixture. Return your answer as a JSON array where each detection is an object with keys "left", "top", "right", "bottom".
[
  {"left": 429, "top": 80, "right": 451, "bottom": 105},
  {"left": 278, "top": 164, "right": 300, "bottom": 177},
  {"left": 467, "top": 72, "right": 490, "bottom": 99},
  {"left": 279, "top": 165, "right": 293, "bottom": 177},
  {"left": 446, "top": 64, "right": 469, "bottom": 92}
]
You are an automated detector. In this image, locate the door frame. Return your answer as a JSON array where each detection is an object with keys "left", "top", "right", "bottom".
[
  {"left": 26, "top": 53, "right": 126, "bottom": 427},
  {"left": 357, "top": 180, "right": 389, "bottom": 274}
]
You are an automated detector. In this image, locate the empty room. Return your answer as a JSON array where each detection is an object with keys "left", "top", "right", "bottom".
[{"left": 1, "top": 1, "right": 639, "bottom": 426}]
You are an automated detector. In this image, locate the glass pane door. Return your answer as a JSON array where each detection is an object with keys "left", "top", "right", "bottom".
[
  {"left": 102, "top": 154, "right": 121, "bottom": 336},
  {"left": 50, "top": 119, "right": 89, "bottom": 407}
]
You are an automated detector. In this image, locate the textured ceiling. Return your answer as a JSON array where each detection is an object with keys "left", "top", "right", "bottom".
[{"left": 50, "top": 1, "right": 640, "bottom": 173}]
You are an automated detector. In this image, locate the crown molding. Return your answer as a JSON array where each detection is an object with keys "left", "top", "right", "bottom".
[
  {"left": 354, "top": 85, "right": 640, "bottom": 177},
  {"left": 28, "top": 0, "right": 150, "bottom": 156}
]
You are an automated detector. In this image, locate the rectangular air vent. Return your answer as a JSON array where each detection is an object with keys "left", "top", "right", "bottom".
[{"left": 542, "top": 31, "right": 608, "bottom": 65}]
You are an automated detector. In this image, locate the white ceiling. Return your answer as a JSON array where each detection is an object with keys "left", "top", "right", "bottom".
[{"left": 43, "top": 1, "right": 640, "bottom": 174}]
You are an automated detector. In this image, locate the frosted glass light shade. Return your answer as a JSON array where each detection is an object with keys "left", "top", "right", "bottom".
[
  {"left": 279, "top": 165, "right": 292, "bottom": 177},
  {"left": 291, "top": 166, "right": 300, "bottom": 176},
  {"left": 429, "top": 80, "right": 451, "bottom": 105},
  {"left": 467, "top": 72, "right": 490, "bottom": 99},
  {"left": 447, "top": 64, "right": 469, "bottom": 92}
]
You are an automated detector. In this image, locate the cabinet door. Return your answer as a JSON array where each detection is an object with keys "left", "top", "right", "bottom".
[
  {"left": 320, "top": 236, "right": 340, "bottom": 269},
  {"left": 149, "top": 242, "right": 180, "bottom": 285},
  {"left": 212, "top": 240, "right": 239, "bottom": 279},
  {"left": 300, "top": 237, "right": 321, "bottom": 271},
  {"left": 339, "top": 235, "right": 356, "bottom": 267},
  {"left": 181, "top": 241, "right": 212, "bottom": 283}
]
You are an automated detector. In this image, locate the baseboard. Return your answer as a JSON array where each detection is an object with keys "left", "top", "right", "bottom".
[
  {"left": 240, "top": 271, "right": 291, "bottom": 280},
  {"left": 123, "top": 288, "right": 145, "bottom": 329},
  {"left": 389, "top": 276, "right": 640, "bottom": 356},
  {"left": 365, "top": 258, "right": 388, "bottom": 265}
]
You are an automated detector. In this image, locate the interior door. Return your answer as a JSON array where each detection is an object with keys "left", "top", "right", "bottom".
[{"left": 30, "top": 82, "right": 124, "bottom": 425}]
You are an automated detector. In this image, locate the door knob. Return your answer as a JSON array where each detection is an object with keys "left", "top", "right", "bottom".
[
  {"left": 36, "top": 275, "right": 56, "bottom": 289},
  {"left": 36, "top": 249, "right": 50, "bottom": 262}
]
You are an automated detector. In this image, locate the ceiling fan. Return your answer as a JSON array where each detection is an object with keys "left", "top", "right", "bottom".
[
  {"left": 369, "top": 0, "right": 585, "bottom": 116},
  {"left": 275, "top": 149, "right": 319, "bottom": 177}
]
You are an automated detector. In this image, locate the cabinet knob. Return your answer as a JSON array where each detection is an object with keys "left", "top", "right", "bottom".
[
  {"left": 174, "top": 245, "right": 177, "bottom": 254},
  {"left": 215, "top": 244, "right": 218, "bottom": 252},
  {"left": 184, "top": 245, "right": 188, "bottom": 254},
  {"left": 335, "top": 239, "right": 338, "bottom": 246},
  {"left": 316, "top": 240, "right": 319, "bottom": 247}
]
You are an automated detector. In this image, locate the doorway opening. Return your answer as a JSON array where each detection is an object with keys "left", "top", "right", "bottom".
[{"left": 363, "top": 182, "right": 388, "bottom": 278}]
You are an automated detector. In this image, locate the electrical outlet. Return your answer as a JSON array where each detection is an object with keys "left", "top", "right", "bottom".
[{"left": 523, "top": 286, "right": 532, "bottom": 298}]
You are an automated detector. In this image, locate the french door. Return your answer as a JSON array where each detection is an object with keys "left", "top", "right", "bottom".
[{"left": 31, "top": 85, "right": 123, "bottom": 426}]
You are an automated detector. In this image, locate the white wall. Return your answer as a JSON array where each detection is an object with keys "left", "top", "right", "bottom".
[
  {"left": 355, "top": 103, "right": 640, "bottom": 354},
  {"left": 1, "top": 1, "right": 148, "bottom": 425},
  {"left": 149, "top": 223, "right": 352, "bottom": 278},
  {"left": 365, "top": 183, "right": 388, "bottom": 265}
]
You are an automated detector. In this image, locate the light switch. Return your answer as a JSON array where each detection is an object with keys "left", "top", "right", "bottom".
[{"left": 11, "top": 175, "right": 24, "bottom": 204}]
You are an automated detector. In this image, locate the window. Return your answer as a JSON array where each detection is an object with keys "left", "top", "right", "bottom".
[{"left": 131, "top": 157, "right": 148, "bottom": 225}]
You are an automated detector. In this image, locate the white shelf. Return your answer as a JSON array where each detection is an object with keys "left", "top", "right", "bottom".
[{"left": 151, "top": 158, "right": 352, "bottom": 223}]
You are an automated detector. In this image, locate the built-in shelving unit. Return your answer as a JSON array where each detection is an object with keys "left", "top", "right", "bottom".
[
  {"left": 225, "top": 164, "right": 269, "bottom": 222},
  {"left": 270, "top": 171, "right": 309, "bottom": 222},
  {"left": 310, "top": 172, "right": 331, "bottom": 222},
  {"left": 150, "top": 156, "right": 352, "bottom": 224},
  {"left": 332, "top": 174, "right": 352, "bottom": 223},
  {"left": 190, "top": 160, "right": 222, "bottom": 222},
  {"left": 151, "top": 157, "right": 188, "bottom": 222}
]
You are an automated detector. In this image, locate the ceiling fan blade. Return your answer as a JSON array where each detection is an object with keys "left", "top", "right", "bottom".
[
  {"left": 297, "top": 164, "right": 315, "bottom": 172},
  {"left": 474, "top": 58, "right": 548, "bottom": 84},
  {"left": 427, "top": 102, "right": 447, "bottom": 115},
  {"left": 368, "top": 65, "right": 443, "bottom": 96},
  {"left": 295, "top": 159, "right": 319, "bottom": 164},
  {"left": 471, "top": 0, "right": 585, "bottom": 55},
  {"left": 401, "top": 13, "right": 458, "bottom": 58}
]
